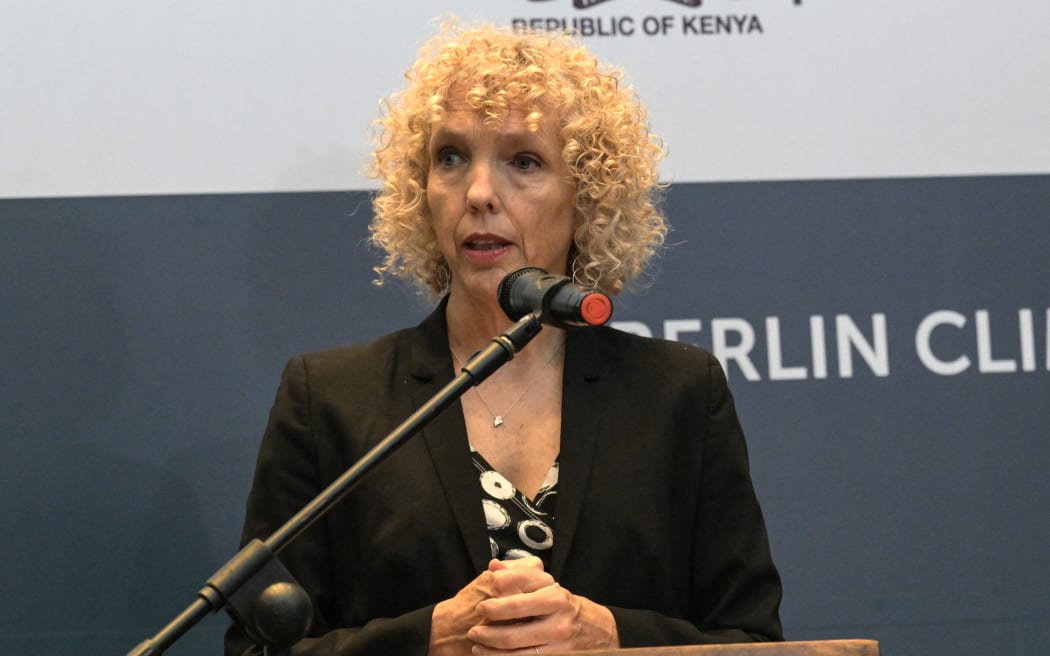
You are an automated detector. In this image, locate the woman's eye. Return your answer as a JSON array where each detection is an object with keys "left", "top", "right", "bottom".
[
  {"left": 435, "top": 147, "right": 461, "bottom": 167},
  {"left": 512, "top": 154, "right": 541, "bottom": 171}
]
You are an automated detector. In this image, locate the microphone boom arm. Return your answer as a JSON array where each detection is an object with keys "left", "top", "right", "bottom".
[{"left": 127, "top": 312, "right": 544, "bottom": 655}]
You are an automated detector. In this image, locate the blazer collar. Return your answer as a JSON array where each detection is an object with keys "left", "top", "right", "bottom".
[
  {"left": 550, "top": 327, "right": 603, "bottom": 580},
  {"left": 407, "top": 299, "right": 606, "bottom": 577},
  {"left": 408, "top": 298, "right": 493, "bottom": 572}
]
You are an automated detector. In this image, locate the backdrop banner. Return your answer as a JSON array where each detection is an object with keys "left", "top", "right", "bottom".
[{"left": 3, "top": 175, "right": 1047, "bottom": 655}]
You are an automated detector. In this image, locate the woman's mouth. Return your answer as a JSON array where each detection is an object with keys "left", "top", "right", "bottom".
[{"left": 463, "top": 236, "right": 512, "bottom": 261}]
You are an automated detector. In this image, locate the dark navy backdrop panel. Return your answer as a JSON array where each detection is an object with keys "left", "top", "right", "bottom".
[
  {"left": 650, "top": 176, "right": 1050, "bottom": 654},
  {"left": 0, "top": 192, "right": 430, "bottom": 654},
  {"left": 2, "top": 176, "right": 1047, "bottom": 655}
]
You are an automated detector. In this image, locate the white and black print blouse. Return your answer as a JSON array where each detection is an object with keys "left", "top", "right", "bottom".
[{"left": 471, "top": 448, "right": 558, "bottom": 569}]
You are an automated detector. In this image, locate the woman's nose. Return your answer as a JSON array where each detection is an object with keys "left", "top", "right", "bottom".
[{"left": 465, "top": 162, "right": 499, "bottom": 215}]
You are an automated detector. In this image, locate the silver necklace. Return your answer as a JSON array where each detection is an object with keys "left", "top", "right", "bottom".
[{"left": 449, "top": 339, "right": 565, "bottom": 428}]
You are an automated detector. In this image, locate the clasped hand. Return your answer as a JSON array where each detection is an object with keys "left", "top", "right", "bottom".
[{"left": 429, "top": 557, "right": 618, "bottom": 655}]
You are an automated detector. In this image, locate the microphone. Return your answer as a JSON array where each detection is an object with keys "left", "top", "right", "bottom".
[{"left": 497, "top": 266, "right": 613, "bottom": 327}]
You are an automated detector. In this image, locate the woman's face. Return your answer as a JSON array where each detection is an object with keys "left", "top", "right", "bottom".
[{"left": 426, "top": 99, "right": 578, "bottom": 304}]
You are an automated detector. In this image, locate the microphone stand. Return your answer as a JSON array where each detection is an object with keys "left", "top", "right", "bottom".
[{"left": 128, "top": 312, "right": 544, "bottom": 655}]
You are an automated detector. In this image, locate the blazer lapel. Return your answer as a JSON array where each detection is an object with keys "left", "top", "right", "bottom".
[
  {"left": 550, "top": 327, "right": 604, "bottom": 580},
  {"left": 404, "top": 303, "right": 607, "bottom": 578},
  {"left": 410, "top": 301, "right": 492, "bottom": 573}
]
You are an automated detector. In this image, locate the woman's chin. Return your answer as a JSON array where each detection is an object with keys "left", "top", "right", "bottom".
[{"left": 450, "top": 270, "right": 507, "bottom": 303}]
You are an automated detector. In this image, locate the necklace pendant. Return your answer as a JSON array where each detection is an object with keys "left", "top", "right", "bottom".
[{"left": 493, "top": 416, "right": 504, "bottom": 428}]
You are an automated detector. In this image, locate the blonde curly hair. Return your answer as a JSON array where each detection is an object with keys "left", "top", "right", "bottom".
[{"left": 369, "top": 22, "right": 666, "bottom": 296}]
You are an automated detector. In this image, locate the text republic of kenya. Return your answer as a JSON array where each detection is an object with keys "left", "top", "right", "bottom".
[{"left": 512, "top": 14, "right": 763, "bottom": 38}]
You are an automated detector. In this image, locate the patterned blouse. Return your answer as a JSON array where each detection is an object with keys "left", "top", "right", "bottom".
[{"left": 471, "top": 448, "right": 559, "bottom": 570}]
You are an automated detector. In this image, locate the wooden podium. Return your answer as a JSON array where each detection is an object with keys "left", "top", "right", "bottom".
[{"left": 541, "top": 640, "right": 880, "bottom": 656}]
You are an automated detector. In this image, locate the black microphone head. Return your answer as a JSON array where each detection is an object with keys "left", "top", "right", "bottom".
[{"left": 497, "top": 266, "right": 547, "bottom": 321}]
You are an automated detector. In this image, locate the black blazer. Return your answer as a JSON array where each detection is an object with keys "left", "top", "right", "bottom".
[{"left": 226, "top": 302, "right": 783, "bottom": 655}]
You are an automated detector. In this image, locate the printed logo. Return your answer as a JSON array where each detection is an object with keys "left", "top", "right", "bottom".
[
  {"left": 516, "top": 0, "right": 803, "bottom": 38},
  {"left": 528, "top": 0, "right": 702, "bottom": 7},
  {"left": 528, "top": 0, "right": 799, "bottom": 5}
]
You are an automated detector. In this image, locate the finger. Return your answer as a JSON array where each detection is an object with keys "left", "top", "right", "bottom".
[
  {"left": 468, "top": 616, "right": 542, "bottom": 651},
  {"left": 477, "top": 583, "right": 569, "bottom": 623},
  {"left": 497, "top": 555, "right": 545, "bottom": 572},
  {"left": 471, "top": 643, "right": 554, "bottom": 655},
  {"left": 474, "top": 600, "right": 582, "bottom": 652},
  {"left": 469, "top": 607, "right": 576, "bottom": 652},
  {"left": 488, "top": 568, "right": 555, "bottom": 597}
]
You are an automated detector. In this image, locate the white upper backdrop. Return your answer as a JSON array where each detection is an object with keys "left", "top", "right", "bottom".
[{"left": 2, "top": 0, "right": 1048, "bottom": 199}]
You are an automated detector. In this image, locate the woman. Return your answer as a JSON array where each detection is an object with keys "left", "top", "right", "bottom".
[{"left": 226, "top": 22, "right": 782, "bottom": 655}]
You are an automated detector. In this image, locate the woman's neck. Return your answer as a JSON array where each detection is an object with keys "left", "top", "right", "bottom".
[{"left": 445, "top": 287, "right": 566, "bottom": 372}]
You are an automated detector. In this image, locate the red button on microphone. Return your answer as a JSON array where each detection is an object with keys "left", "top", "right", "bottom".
[{"left": 580, "top": 293, "right": 613, "bottom": 326}]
